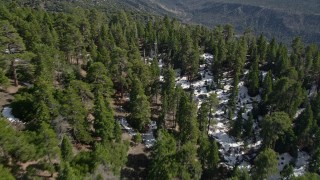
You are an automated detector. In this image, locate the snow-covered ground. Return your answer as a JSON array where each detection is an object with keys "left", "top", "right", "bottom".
[
  {"left": 158, "top": 53, "right": 311, "bottom": 177},
  {"left": 117, "top": 117, "right": 156, "bottom": 148},
  {"left": 1, "top": 107, "right": 19, "bottom": 122},
  {"left": 172, "top": 54, "right": 261, "bottom": 167}
]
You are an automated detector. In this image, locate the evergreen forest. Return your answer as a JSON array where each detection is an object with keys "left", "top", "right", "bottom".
[{"left": 0, "top": 1, "right": 320, "bottom": 179}]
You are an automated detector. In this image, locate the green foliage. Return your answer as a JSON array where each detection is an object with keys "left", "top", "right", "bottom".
[
  {"left": 269, "top": 78, "right": 305, "bottom": 117},
  {"left": 0, "top": 2, "right": 319, "bottom": 179},
  {"left": 247, "top": 56, "right": 260, "bottom": 96},
  {"left": 0, "top": 165, "right": 14, "bottom": 180},
  {"left": 176, "top": 142, "right": 202, "bottom": 180},
  {"left": 198, "top": 136, "right": 219, "bottom": 170},
  {"left": 62, "top": 86, "right": 92, "bottom": 143},
  {"left": 71, "top": 151, "right": 97, "bottom": 175},
  {"left": 198, "top": 101, "right": 209, "bottom": 135},
  {"left": 308, "top": 148, "right": 320, "bottom": 174},
  {"left": 252, "top": 148, "right": 278, "bottom": 180},
  {"left": 129, "top": 78, "right": 151, "bottom": 132},
  {"left": 58, "top": 163, "right": 79, "bottom": 180},
  {"left": 177, "top": 91, "right": 199, "bottom": 144},
  {"left": 35, "top": 122, "right": 61, "bottom": 167},
  {"left": 61, "top": 135, "right": 73, "bottom": 162},
  {"left": 261, "top": 112, "right": 291, "bottom": 148},
  {"left": 242, "top": 113, "right": 254, "bottom": 139},
  {"left": 149, "top": 130, "right": 178, "bottom": 179},
  {"left": 261, "top": 71, "right": 273, "bottom": 103},
  {"left": 0, "top": 67, "right": 9, "bottom": 87},
  {"left": 293, "top": 172, "right": 320, "bottom": 180},
  {"left": 93, "top": 91, "right": 115, "bottom": 142},
  {"left": 231, "top": 108, "right": 244, "bottom": 139},
  {"left": 87, "top": 62, "right": 114, "bottom": 97},
  {"left": 0, "top": 118, "right": 37, "bottom": 163},
  {"left": 281, "top": 164, "right": 294, "bottom": 180},
  {"left": 294, "top": 102, "right": 315, "bottom": 145},
  {"left": 231, "top": 167, "right": 250, "bottom": 180},
  {"left": 133, "top": 133, "right": 142, "bottom": 144}
]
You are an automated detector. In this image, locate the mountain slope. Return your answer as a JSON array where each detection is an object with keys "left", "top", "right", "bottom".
[
  {"left": 131, "top": 0, "right": 320, "bottom": 44},
  {"left": 18, "top": 0, "right": 320, "bottom": 44}
]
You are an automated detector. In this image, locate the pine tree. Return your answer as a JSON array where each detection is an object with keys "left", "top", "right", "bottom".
[
  {"left": 129, "top": 78, "right": 151, "bottom": 131},
  {"left": 243, "top": 113, "right": 254, "bottom": 139},
  {"left": 177, "top": 142, "right": 202, "bottom": 180},
  {"left": 150, "top": 58, "right": 160, "bottom": 103},
  {"left": 93, "top": 91, "right": 115, "bottom": 142},
  {"left": 149, "top": 130, "right": 178, "bottom": 180},
  {"left": 294, "top": 102, "right": 314, "bottom": 145},
  {"left": 62, "top": 86, "right": 92, "bottom": 144},
  {"left": 0, "top": 165, "right": 14, "bottom": 180},
  {"left": 247, "top": 56, "right": 260, "bottom": 96},
  {"left": 274, "top": 44, "right": 290, "bottom": 77},
  {"left": 0, "top": 20, "right": 31, "bottom": 86},
  {"left": 269, "top": 78, "right": 305, "bottom": 117},
  {"left": 252, "top": 148, "right": 278, "bottom": 180},
  {"left": 309, "top": 148, "right": 320, "bottom": 174},
  {"left": 198, "top": 101, "right": 209, "bottom": 135},
  {"left": 229, "top": 72, "right": 239, "bottom": 111},
  {"left": 207, "top": 93, "right": 219, "bottom": 133},
  {"left": 177, "top": 92, "right": 199, "bottom": 145},
  {"left": 257, "top": 34, "right": 268, "bottom": 64},
  {"left": 61, "top": 135, "right": 73, "bottom": 162},
  {"left": 36, "top": 122, "right": 61, "bottom": 177},
  {"left": 261, "top": 112, "right": 291, "bottom": 148},
  {"left": 266, "top": 38, "right": 278, "bottom": 70},
  {"left": 231, "top": 108, "right": 244, "bottom": 139},
  {"left": 261, "top": 71, "right": 273, "bottom": 103}
]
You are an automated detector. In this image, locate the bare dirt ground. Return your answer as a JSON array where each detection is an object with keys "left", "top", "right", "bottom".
[
  {"left": 0, "top": 84, "right": 20, "bottom": 109},
  {"left": 0, "top": 85, "right": 22, "bottom": 112},
  {"left": 111, "top": 94, "right": 152, "bottom": 180},
  {"left": 121, "top": 141, "right": 151, "bottom": 180}
]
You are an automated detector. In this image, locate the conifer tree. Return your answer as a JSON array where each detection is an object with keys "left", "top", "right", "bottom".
[
  {"left": 294, "top": 102, "right": 315, "bottom": 145},
  {"left": 94, "top": 91, "right": 115, "bottom": 142},
  {"left": 231, "top": 108, "right": 244, "bottom": 139},
  {"left": 243, "top": 113, "right": 254, "bottom": 139},
  {"left": 261, "top": 112, "right": 291, "bottom": 148},
  {"left": 129, "top": 78, "right": 151, "bottom": 131},
  {"left": 61, "top": 135, "right": 73, "bottom": 162},
  {"left": 229, "top": 72, "right": 239, "bottom": 111},
  {"left": 150, "top": 58, "right": 160, "bottom": 103},
  {"left": 266, "top": 38, "right": 278, "bottom": 70},
  {"left": 257, "top": 34, "right": 268, "bottom": 64},
  {"left": 0, "top": 20, "right": 30, "bottom": 86},
  {"left": 177, "top": 92, "right": 199, "bottom": 145},
  {"left": 309, "top": 148, "right": 320, "bottom": 174},
  {"left": 247, "top": 56, "right": 260, "bottom": 96},
  {"left": 252, "top": 148, "right": 278, "bottom": 180},
  {"left": 198, "top": 101, "right": 209, "bottom": 135}
]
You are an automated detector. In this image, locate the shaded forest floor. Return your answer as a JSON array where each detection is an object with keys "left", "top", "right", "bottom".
[
  {"left": 121, "top": 133, "right": 150, "bottom": 179},
  {"left": 0, "top": 81, "right": 20, "bottom": 109}
]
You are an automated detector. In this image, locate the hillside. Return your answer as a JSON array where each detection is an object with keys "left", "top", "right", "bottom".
[
  {"left": 1, "top": 1, "right": 320, "bottom": 179},
  {"left": 120, "top": 0, "right": 320, "bottom": 45},
  {"left": 17, "top": 0, "right": 320, "bottom": 45}
]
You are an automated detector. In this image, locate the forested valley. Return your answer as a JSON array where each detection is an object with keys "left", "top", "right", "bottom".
[{"left": 0, "top": 1, "right": 320, "bottom": 179}]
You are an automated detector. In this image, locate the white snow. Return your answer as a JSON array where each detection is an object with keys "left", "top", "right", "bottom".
[
  {"left": 1, "top": 107, "right": 19, "bottom": 122},
  {"left": 293, "top": 151, "right": 310, "bottom": 177},
  {"left": 159, "top": 53, "right": 311, "bottom": 175},
  {"left": 308, "top": 85, "right": 317, "bottom": 97},
  {"left": 294, "top": 108, "right": 305, "bottom": 119}
]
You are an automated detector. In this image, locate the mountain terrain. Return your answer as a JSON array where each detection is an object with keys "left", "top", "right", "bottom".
[
  {"left": 121, "top": 0, "right": 320, "bottom": 45},
  {"left": 41, "top": 0, "right": 319, "bottom": 45}
]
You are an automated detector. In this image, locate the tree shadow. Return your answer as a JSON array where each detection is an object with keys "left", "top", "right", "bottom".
[{"left": 121, "top": 153, "right": 150, "bottom": 179}]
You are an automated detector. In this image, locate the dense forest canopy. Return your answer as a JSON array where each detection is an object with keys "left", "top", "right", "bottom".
[{"left": 0, "top": 0, "right": 320, "bottom": 179}]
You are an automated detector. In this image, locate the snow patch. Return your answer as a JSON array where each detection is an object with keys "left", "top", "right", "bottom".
[{"left": 2, "top": 107, "right": 19, "bottom": 122}]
